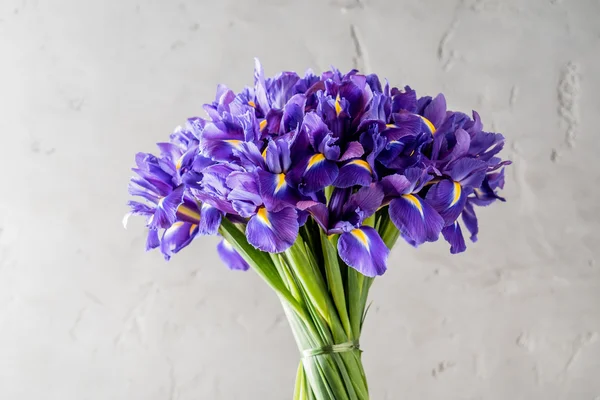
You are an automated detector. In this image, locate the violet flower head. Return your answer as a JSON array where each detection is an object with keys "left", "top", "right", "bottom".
[{"left": 125, "top": 59, "right": 510, "bottom": 276}]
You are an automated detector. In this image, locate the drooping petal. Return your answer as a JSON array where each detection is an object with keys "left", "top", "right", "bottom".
[
  {"left": 425, "top": 180, "right": 467, "bottom": 226},
  {"left": 258, "top": 170, "right": 299, "bottom": 212},
  {"left": 146, "top": 229, "right": 160, "bottom": 251},
  {"left": 389, "top": 194, "right": 444, "bottom": 246},
  {"left": 333, "top": 159, "right": 372, "bottom": 188},
  {"left": 198, "top": 203, "right": 222, "bottom": 235},
  {"left": 300, "top": 154, "right": 339, "bottom": 193},
  {"left": 461, "top": 200, "right": 479, "bottom": 242},
  {"left": 338, "top": 226, "right": 389, "bottom": 277},
  {"left": 449, "top": 158, "right": 487, "bottom": 189},
  {"left": 442, "top": 222, "right": 467, "bottom": 254},
  {"left": 217, "top": 239, "right": 250, "bottom": 271},
  {"left": 245, "top": 207, "right": 299, "bottom": 253},
  {"left": 160, "top": 222, "right": 198, "bottom": 260},
  {"left": 150, "top": 186, "right": 184, "bottom": 229}
]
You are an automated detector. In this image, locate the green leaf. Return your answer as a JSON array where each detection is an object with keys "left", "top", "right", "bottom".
[
  {"left": 320, "top": 232, "right": 353, "bottom": 339},
  {"left": 347, "top": 266, "right": 364, "bottom": 338},
  {"left": 219, "top": 218, "right": 309, "bottom": 323}
]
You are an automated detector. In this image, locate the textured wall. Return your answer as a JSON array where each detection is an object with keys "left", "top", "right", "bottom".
[{"left": 1, "top": 0, "right": 599, "bottom": 399}]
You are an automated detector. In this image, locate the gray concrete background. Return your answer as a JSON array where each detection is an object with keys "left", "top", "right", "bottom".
[{"left": 1, "top": 0, "right": 599, "bottom": 399}]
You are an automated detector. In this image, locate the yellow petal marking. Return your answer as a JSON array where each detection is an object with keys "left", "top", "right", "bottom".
[
  {"left": 401, "top": 194, "right": 424, "bottom": 218},
  {"left": 385, "top": 123, "right": 397, "bottom": 128},
  {"left": 171, "top": 221, "right": 185, "bottom": 228},
  {"left": 175, "top": 155, "right": 185, "bottom": 170},
  {"left": 256, "top": 207, "right": 272, "bottom": 227},
  {"left": 348, "top": 159, "right": 372, "bottom": 173},
  {"left": 259, "top": 119, "right": 267, "bottom": 131},
  {"left": 419, "top": 115, "right": 436, "bottom": 134},
  {"left": 225, "top": 139, "right": 242, "bottom": 149},
  {"left": 351, "top": 229, "right": 369, "bottom": 248},
  {"left": 450, "top": 181, "right": 462, "bottom": 207},
  {"left": 177, "top": 203, "right": 201, "bottom": 223},
  {"left": 248, "top": 100, "right": 256, "bottom": 108},
  {"left": 275, "top": 173, "right": 286, "bottom": 193},
  {"left": 262, "top": 146, "right": 268, "bottom": 159},
  {"left": 306, "top": 153, "right": 326, "bottom": 170},
  {"left": 189, "top": 224, "right": 198, "bottom": 236},
  {"left": 335, "top": 94, "right": 342, "bottom": 116}
]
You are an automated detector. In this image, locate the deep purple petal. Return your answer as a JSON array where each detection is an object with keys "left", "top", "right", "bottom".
[
  {"left": 146, "top": 229, "right": 160, "bottom": 251},
  {"left": 391, "top": 86, "right": 417, "bottom": 113},
  {"left": 339, "top": 141, "right": 365, "bottom": 161},
  {"left": 297, "top": 200, "right": 329, "bottom": 231},
  {"left": 449, "top": 158, "right": 487, "bottom": 189},
  {"left": 258, "top": 170, "right": 299, "bottom": 212},
  {"left": 302, "top": 112, "right": 331, "bottom": 150},
  {"left": 422, "top": 93, "right": 447, "bottom": 128},
  {"left": 217, "top": 239, "right": 250, "bottom": 271},
  {"left": 245, "top": 207, "right": 299, "bottom": 253},
  {"left": 226, "top": 171, "right": 262, "bottom": 216},
  {"left": 300, "top": 155, "right": 339, "bottom": 193},
  {"left": 389, "top": 194, "right": 444, "bottom": 246},
  {"left": 425, "top": 180, "right": 467, "bottom": 226},
  {"left": 267, "top": 71, "right": 301, "bottom": 109},
  {"left": 344, "top": 184, "right": 384, "bottom": 221},
  {"left": 384, "top": 112, "right": 423, "bottom": 141},
  {"left": 381, "top": 174, "right": 412, "bottom": 198},
  {"left": 282, "top": 94, "right": 306, "bottom": 132},
  {"left": 461, "top": 201, "right": 479, "bottom": 242},
  {"left": 198, "top": 203, "right": 222, "bottom": 235},
  {"left": 150, "top": 186, "right": 184, "bottom": 229},
  {"left": 442, "top": 222, "right": 467, "bottom": 254},
  {"left": 333, "top": 159, "right": 373, "bottom": 188},
  {"left": 338, "top": 227, "right": 388, "bottom": 277},
  {"left": 160, "top": 222, "right": 198, "bottom": 260}
]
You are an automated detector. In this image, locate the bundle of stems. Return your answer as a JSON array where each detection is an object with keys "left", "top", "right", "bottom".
[{"left": 220, "top": 208, "right": 400, "bottom": 400}]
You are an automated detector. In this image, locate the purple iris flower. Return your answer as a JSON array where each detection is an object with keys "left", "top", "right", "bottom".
[
  {"left": 126, "top": 60, "right": 510, "bottom": 273},
  {"left": 227, "top": 171, "right": 300, "bottom": 253},
  {"left": 382, "top": 168, "right": 445, "bottom": 247},
  {"left": 300, "top": 185, "right": 389, "bottom": 277}
]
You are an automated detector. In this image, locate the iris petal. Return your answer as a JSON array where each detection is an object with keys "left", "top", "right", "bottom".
[
  {"left": 442, "top": 222, "right": 467, "bottom": 254},
  {"left": 246, "top": 207, "right": 299, "bottom": 253},
  {"left": 217, "top": 239, "right": 250, "bottom": 271},
  {"left": 334, "top": 159, "right": 372, "bottom": 188},
  {"left": 338, "top": 226, "right": 388, "bottom": 277},
  {"left": 389, "top": 194, "right": 444, "bottom": 246},
  {"left": 300, "top": 156, "right": 339, "bottom": 193},
  {"left": 198, "top": 203, "right": 222, "bottom": 235},
  {"left": 425, "top": 180, "right": 467, "bottom": 226},
  {"left": 160, "top": 222, "right": 198, "bottom": 260}
]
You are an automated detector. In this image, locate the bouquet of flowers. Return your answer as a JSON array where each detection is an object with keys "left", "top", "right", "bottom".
[{"left": 125, "top": 60, "right": 509, "bottom": 399}]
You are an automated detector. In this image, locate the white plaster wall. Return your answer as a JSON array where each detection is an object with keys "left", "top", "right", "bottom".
[{"left": 1, "top": 0, "right": 599, "bottom": 399}]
